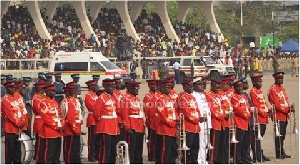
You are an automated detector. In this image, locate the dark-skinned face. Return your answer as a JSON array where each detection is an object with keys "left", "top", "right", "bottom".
[
  {"left": 234, "top": 85, "right": 243, "bottom": 94},
  {"left": 73, "top": 78, "right": 79, "bottom": 83},
  {"left": 6, "top": 86, "right": 15, "bottom": 95},
  {"left": 90, "top": 84, "right": 98, "bottom": 92},
  {"left": 1, "top": 79, "right": 6, "bottom": 85},
  {"left": 148, "top": 83, "right": 157, "bottom": 92},
  {"left": 104, "top": 84, "right": 115, "bottom": 95},
  {"left": 193, "top": 82, "right": 206, "bottom": 92},
  {"left": 69, "top": 90, "right": 77, "bottom": 97},
  {"left": 115, "top": 82, "right": 122, "bottom": 90},
  {"left": 161, "top": 85, "right": 171, "bottom": 95},
  {"left": 243, "top": 83, "right": 249, "bottom": 90},
  {"left": 128, "top": 86, "right": 139, "bottom": 96},
  {"left": 221, "top": 83, "right": 230, "bottom": 92},
  {"left": 211, "top": 84, "right": 220, "bottom": 93},
  {"left": 253, "top": 80, "right": 262, "bottom": 89},
  {"left": 46, "top": 89, "right": 56, "bottom": 99},
  {"left": 183, "top": 83, "right": 194, "bottom": 94},
  {"left": 20, "top": 88, "right": 26, "bottom": 96},
  {"left": 275, "top": 77, "right": 283, "bottom": 85},
  {"left": 24, "top": 81, "right": 30, "bottom": 87}
]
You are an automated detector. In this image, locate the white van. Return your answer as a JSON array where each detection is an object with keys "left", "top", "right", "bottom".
[{"left": 49, "top": 52, "right": 131, "bottom": 88}]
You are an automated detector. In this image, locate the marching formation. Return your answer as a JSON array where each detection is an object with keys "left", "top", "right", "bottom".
[{"left": 0, "top": 71, "right": 296, "bottom": 164}]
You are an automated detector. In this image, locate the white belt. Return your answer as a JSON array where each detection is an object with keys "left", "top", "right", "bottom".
[
  {"left": 101, "top": 115, "right": 117, "bottom": 119},
  {"left": 88, "top": 112, "right": 93, "bottom": 114},
  {"left": 129, "top": 115, "right": 143, "bottom": 119},
  {"left": 75, "top": 120, "right": 81, "bottom": 123},
  {"left": 35, "top": 115, "right": 41, "bottom": 119},
  {"left": 25, "top": 100, "right": 31, "bottom": 104},
  {"left": 77, "top": 95, "right": 82, "bottom": 98},
  {"left": 56, "top": 94, "right": 65, "bottom": 96}
]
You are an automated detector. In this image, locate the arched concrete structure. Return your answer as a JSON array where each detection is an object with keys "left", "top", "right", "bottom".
[
  {"left": 72, "top": 1, "right": 99, "bottom": 45},
  {"left": 198, "top": 1, "right": 221, "bottom": 34},
  {"left": 25, "top": 1, "right": 51, "bottom": 39},
  {"left": 177, "top": 1, "right": 221, "bottom": 34},
  {"left": 44, "top": 1, "right": 59, "bottom": 21},
  {"left": 177, "top": 1, "right": 195, "bottom": 23},
  {"left": 1, "top": 1, "right": 11, "bottom": 18},
  {"left": 129, "top": 1, "right": 145, "bottom": 22},
  {"left": 152, "top": 1, "right": 179, "bottom": 43},
  {"left": 114, "top": 0, "right": 140, "bottom": 41},
  {"left": 89, "top": 1, "right": 106, "bottom": 23}
]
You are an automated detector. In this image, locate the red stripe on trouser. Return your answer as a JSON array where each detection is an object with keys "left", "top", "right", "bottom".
[
  {"left": 101, "top": 135, "right": 106, "bottom": 164},
  {"left": 234, "top": 130, "right": 238, "bottom": 164},
  {"left": 161, "top": 136, "right": 165, "bottom": 164},
  {"left": 67, "top": 136, "right": 73, "bottom": 163},
  {"left": 147, "top": 131, "right": 151, "bottom": 157},
  {"left": 36, "top": 136, "right": 41, "bottom": 163},
  {"left": 63, "top": 137, "right": 67, "bottom": 162},
  {"left": 44, "top": 139, "right": 48, "bottom": 163},
  {"left": 210, "top": 130, "right": 216, "bottom": 164},
  {"left": 5, "top": 134, "right": 8, "bottom": 163},
  {"left": 88, "top": 128, "right": 91, "bottom": 158}
]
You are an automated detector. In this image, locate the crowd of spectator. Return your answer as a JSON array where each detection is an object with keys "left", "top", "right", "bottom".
[{"left": 1, "top": 4, "right": 298, "bottom": 75}]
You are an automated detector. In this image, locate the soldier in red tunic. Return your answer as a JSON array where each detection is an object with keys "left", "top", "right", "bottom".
[
  {"left": 231, "top": 79, "right": 252, "bottom": 164},
  {"left": 122, "top": 81, "right": 145, "bottom": 163},
  {"left": 268, "top": 72, "right": 294, "bottom": 159},
  {"left": 1, "top": 81, "right": 26, "bottom": 163},
  {"left": 112, "top": 78, "right": 125, "bottom": 141},
  {"left": 206, "top": 79, "right": 225, "bottom": 164},
  {"left": 63, "top": 84, "right": 82, "bottom": 163},
  {"left": 177, "top": 77, "right": 205, "bottom": 163},
  {"left": 219, "top": 77, "right": 233, "bottom": 163},
  {"left": 36, "top": 84, "right": 64, "bottom": 164},
  {"left": 250, "top": 74, "right": 271, "bottom": 162},
  {"left": 155, "top": 79, "right": 178, "bottom": 164},
  {"left": 143, "top": 79, "right": 157, "bottom": 161},
  {"left": 31, "top": 82, "right": 45, "bottom": 160},
  {"left": 94, "top": 79, "right": 120, "bottom": 164},
  {"left": 84, "top": 80, "right": 98, "bottom": 162}
]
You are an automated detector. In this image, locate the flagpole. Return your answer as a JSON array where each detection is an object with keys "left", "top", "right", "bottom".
[{"left": 272, "top": 11, "right": 275, "bottom": 55}]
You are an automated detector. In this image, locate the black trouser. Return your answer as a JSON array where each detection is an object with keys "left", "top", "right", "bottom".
[
  {"left": 242, "top": 125, "right": 253, "bottom": 161},
  {"left": 186, "top": 132, "right": 200, "bottom": 164},
  {"left": 219, "top": 127, "right": 229, "bottom": 164},
  {"left": 63, "top": 135, "right": 81, "bottom": 164},
  {"left": 147, "top": 128, "right": 156, "bottom": 160},
  {"left": 130, "top": 73, "right": 136, "bottom": 81},
  {"left": 118, "top": 123, "right": 125, "bottom": 142},
  {"left": 155, "top": 134, "right": 177, "bottom": 164},
  {"left": 275, "top": 120, "right": 288, "bottom": 156},
  {"left": 5, "top": 133, "right": 21, "bottom": 164},
  {"left": 24, "top": 104, "right": 32, "bottom": 138},
  {"left": 125, "top": 130, "right": 144, "bottom": 164},
  {"left": 34, "top": 133, "right": 39, "bottom": 160},
  {"left": 36, "top": 137, "right": 61, "bottom": 164},
  {"left": 252, "top": 124, "right": 267, "bottom": 161},
  {"left": 98, "top": 133, "right": 118, "bottom": 164},
  {"left": 209, "top": 128, "right": 222, "bottom": 164},
  {"left": 88, "top": 126, "right": 96, "bottom": 160},
  {"left": 235, "top": 128, "right": 248, "bottom": 163}
]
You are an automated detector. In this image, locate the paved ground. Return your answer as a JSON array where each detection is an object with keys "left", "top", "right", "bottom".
[{"left": 1, "top": 74, "right": 299, "bottom": 164}]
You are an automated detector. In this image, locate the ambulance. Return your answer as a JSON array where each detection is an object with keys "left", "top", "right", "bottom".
[{"left": 49, "top": 51, "right": 131, "bottom": 88}]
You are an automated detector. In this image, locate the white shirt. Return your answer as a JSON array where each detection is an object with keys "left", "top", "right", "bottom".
[
  {"left": 192, "top": 91, "right": 212, "bottom": 131},
  {"left": 228, "top": 57, "right": 233, "bottom": 67},
  {"left": 173, "top": 62, "right": 180, "bottom": 69}
]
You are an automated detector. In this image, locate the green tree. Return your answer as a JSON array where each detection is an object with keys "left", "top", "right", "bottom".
[
  {"left": 143, "top": 3, "right": 156, "bottom": 15},
  {"left": 278, "top": 21, "right": 299, "bottom": 42},
  {"left": 167, "top": 1, "right": 179, "bottom": 23},
  {"left": 185, "top": 5, "right": 210, "bottom": 29}
]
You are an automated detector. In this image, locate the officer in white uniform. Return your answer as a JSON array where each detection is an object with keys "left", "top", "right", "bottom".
[{"left": 191, "top": 77, "right": 212, "bottom": 164}]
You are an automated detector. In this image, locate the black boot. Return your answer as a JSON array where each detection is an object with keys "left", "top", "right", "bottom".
[{"left": 261, "top": 150, "right": 270, "bottom": 161}]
